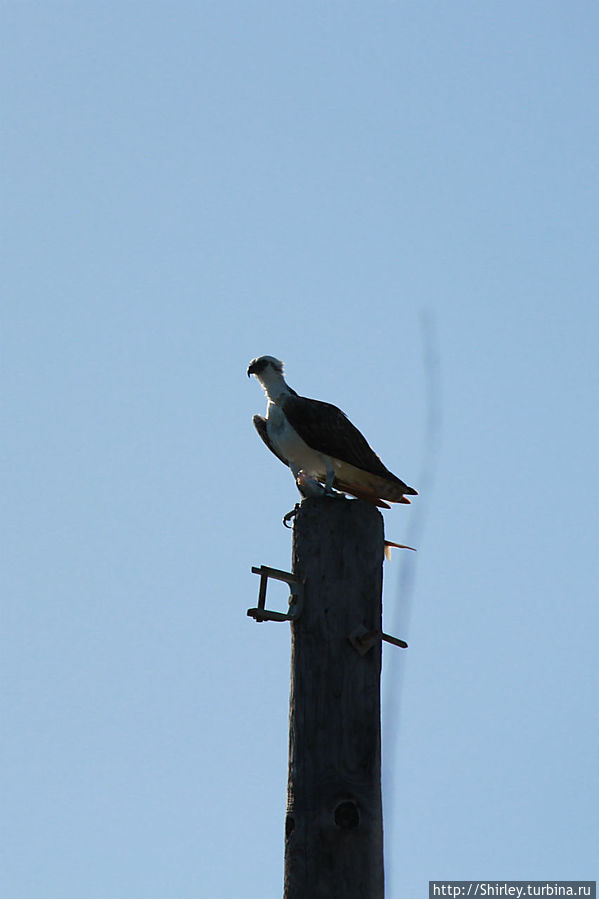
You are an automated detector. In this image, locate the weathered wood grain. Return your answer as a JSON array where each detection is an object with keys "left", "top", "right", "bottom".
[{"left": 284, "top": 496, "right": 385, "bottom": 899}]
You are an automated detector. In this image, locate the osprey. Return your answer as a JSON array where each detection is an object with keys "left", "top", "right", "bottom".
[{"left": 247, "top": 355, "right": 417, "bottom": 509}]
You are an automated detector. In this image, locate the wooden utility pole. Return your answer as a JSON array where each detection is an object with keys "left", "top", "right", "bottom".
[{"left": 284, "top": 496, "right": 385, "bottom": 899}]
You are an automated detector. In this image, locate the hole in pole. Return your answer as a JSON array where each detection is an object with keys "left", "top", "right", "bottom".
[
  {"left": 334, "top": 800, "right": 360, "bottom": 830},
  {"left": 285, "top": 815, "right": 295, "bottom": 837}
]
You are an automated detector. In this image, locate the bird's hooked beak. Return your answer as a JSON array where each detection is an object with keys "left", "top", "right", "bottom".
[{"left": 247, "top": 358, "right": 263, "bottom": 377}]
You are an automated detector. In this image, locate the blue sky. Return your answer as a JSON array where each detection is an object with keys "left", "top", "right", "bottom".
[{"left": 3, "top": 3, "right": 598, "bottom": 896}]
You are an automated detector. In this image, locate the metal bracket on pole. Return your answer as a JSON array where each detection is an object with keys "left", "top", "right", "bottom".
[
  {"left": 248, "top": 565, "right": 304, "bottom": 623},
  {"left": 348, "top": 624, "right": 408, "bottom": 655}
]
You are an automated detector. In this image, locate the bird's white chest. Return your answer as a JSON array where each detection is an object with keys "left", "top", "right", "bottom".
[{"left": 266, "top": 401, "right": 329, "bottom": 478}]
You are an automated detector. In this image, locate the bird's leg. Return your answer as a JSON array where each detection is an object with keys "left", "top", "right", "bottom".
[
  {"left": 324, "top": 458, "right": 337, "bottom": 495},
  {"left": 314, "top": 459, "right": 346, "bottom": 500}
]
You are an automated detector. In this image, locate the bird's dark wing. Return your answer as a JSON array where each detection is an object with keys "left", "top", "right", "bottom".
[
  {"left": 252, "top": 415, "right": 289, "bottom": 467},
  {"left": 281, "top": 394, "right": 417, "bottom": 496}
]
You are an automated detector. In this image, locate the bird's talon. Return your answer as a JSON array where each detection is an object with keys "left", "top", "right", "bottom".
[{"left": 324, "top": 487, "right": 346, "bottom": 500}]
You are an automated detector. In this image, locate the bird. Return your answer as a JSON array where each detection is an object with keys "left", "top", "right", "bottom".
[{"left": 247, "top": 355, "right": 417, "bottom": 509}]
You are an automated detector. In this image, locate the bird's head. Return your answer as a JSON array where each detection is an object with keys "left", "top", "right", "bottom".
[
  {"left": 247, "top": 355, "right": 285, "bottom": 378},
  {"left": 247, "top": 355, "right": 289, "bottom": 400}
]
